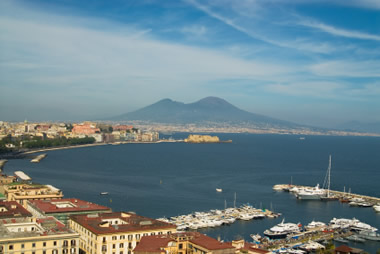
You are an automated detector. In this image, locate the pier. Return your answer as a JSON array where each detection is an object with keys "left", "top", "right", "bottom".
[
  {"left": 273, "top": 184, "right": 380, "bottom": 204},
  {"left": 31, "top": 153, "right": 47, "bottom": 163}
]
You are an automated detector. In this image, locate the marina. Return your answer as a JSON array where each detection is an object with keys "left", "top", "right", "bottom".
[
  {"left": 254, "top": 216, "right": 378, "bottom": 252},
  {"left": 158, "top": 204, "right": 280, "bottom": 231}
]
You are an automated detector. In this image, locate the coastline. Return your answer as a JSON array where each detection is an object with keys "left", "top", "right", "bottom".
[{"left": 0, "top": 139, "right": 185, "bottom": 158}]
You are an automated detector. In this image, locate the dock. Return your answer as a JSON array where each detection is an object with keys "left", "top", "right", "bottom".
[
  {"left": 273, "top": 184, "right": 380, "bottom": 204},
  {"left": 31, "top": 153, "right": 47, "bottom": 163}
]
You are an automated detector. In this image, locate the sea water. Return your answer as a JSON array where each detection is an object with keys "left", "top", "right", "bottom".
[{"left": 4, "top": 134, "right": 380, "bottom": 252}]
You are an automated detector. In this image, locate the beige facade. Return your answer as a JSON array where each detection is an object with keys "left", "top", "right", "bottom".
[
  {"left": 4, "top": 183, "right": 63, "bottom": 208},
  {"left": 69, "top": 212, "right": 176, "bottom": 254},
  {"left": 0, "top": 217, "right": 79, "bottom": 254}
]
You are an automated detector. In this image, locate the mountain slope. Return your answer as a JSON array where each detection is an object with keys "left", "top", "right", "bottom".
[{"left": 111, "top": 96, "right": 298, "bottom": 128}]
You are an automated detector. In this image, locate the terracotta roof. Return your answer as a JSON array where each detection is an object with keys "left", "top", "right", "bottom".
[
  {"left": 335, "top": 245, "right": 352, "bottom": 252},
  {"left": 70, "top": 212, "right": 176, "bottom": 235},
  {"left": 134, "top": 235, "right": 172, "bottom": 253},
  {"left": 0, "top": 201, "right": 32, "bottom": 219},
  {"left": 28, "top": 198, "right": 111, "bottom": 214},
  {"left": 187, "top": 232, "right": 233, "bottom": 250}
]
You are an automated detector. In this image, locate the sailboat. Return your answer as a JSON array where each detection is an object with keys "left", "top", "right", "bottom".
[{"left": 321, "top": 155, "right": 338, "bottom": 201}]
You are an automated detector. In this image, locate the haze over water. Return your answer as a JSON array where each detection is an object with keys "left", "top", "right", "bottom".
[{"left": 4, "top": 134, "right": 380, "bottom": 252}]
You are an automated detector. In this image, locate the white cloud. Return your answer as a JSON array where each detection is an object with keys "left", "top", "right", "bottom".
[
  {"left": 265, "top": 81, "right": 344, "bottom": 98},
  {"left": 310, "top": 60, "right": 380, "bottom": 78},
  {"left": 300, "top": 20, "right": 380, "bottom": 41},
  {"left": 186, "top": 0, "right": 336, "bottom": 54}
]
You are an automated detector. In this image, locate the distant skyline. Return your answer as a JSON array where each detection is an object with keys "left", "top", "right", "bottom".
[{"left": 1, "top": 0, "right": 379, "bottom": 128}]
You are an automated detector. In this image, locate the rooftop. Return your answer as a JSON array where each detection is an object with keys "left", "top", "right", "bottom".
[
  {"left": 0, "top": 201, "right": 33, "bottom": 219},
  {"left": 28, "top": 198, "right": 111, "bottom": 214},
  {"left": 134, "top": 232, "right": 235, "bottom": 253},
  {"left": 0, "top": 216, "right": 78, "bottom": 240},
  {"left": 70, "top": 212, "right": 176, "bottom": 235}
]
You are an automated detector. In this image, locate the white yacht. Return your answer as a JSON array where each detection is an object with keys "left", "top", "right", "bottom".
[
  {"left": 304, "top": 220, "right": 326, "bottom": 231},
  {"left": 350, "top": 218, "right": 378, "bottom": 232},
  {"left": 263, "top": 219, "right": 301, "bottom": 239},
  {"left": 296, "top": 184, "right": 326, "bottom": 200},
  {"left": 373, "top": 204, "right": 380, "bottom": 212}
]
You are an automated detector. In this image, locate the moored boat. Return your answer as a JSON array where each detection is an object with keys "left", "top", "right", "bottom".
[{"left": 263, "top": 219, "right": 301, "bottom": 239}]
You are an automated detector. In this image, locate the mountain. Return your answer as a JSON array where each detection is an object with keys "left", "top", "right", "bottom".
[
  {"left": 335, "top": 121, "right": 380, "bottom": 134},
  {"left": 111, "top": 97, "right": 299, "bottom": 128}
]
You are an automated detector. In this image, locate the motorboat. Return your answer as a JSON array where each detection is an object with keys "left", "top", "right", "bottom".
[
  {"left": 358, "top": 230, "right": 380, "bottom": 241},
  {"left": 329, "top": 218, "right": 352, "bottom": 230},
  {"left": 350, "top": 218, "right": 378, "bottom": 232},
  {"left": 263, "top": 219, "right": 301, "bottom": 239},
  {"left": 373, "top": 204, "right": 380, "bottom": 212},
  {"left": 345, "top": 234, "right": 366, "bottom": 243},
  {"left": 334, "top": 237, "right": 349, "bottom": 243},
  {"left": 304, "top": 220, "right": 326, "bottom": 231},
  {"left": 296, "top": 184, "right": 326, "bottom": 200},
  {"left": 299, "top": 241, "right": 325, "bottom": 252},
  {"left": 100, "top": 192, "right": 109, "bottom": 195},
  {"left": 216, "top": 188, "right": 223, "bottom": 192}
]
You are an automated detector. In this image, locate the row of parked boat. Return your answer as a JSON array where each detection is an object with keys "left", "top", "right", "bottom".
[
  {"left": 261, "top": 217, "right": 378, "bottom": 240},
  {"left": 157, "top": 204, "right": 280, "bottom": 230}
]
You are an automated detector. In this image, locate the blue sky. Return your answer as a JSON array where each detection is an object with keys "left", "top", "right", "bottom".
[{"left": 0, "top": 0, "right": 379, "bottom": 127}]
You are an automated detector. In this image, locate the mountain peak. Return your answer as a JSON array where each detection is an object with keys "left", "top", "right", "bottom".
[
  {"left": 111, "top": 97, "right": 295, "bottom": 127},
  {"left": 192, "top": 96, "right": 236, "bottom": 110}
]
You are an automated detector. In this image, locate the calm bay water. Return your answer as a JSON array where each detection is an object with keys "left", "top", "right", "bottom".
[{"left": 4, "top": 134, "right": 380, "bottom": 252}]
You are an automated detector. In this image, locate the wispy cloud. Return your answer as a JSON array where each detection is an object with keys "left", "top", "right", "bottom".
[
  {"left": 300, "top": 20, "right": 380, "bottom": 41},
  {"left": 310, "top": 60, "right": 380, "bottom": 78},
  {"left": 186, "top": 0, "right": 336, "bottom": 54},
  {"left": 265, "top": 81, "right": 344, "bottom": 98}
]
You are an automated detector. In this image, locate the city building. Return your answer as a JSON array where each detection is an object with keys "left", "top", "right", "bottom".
[
  {"left": 27, "top": 198, "right": 112, "bottom": 225},
  {"left": 4, "top": 183, "right": 63, "bottom": 208},
  {"left": 69, "top": 212, "right": 176, "bottom": 254},
  {"left": 134, "top": 232, "right": 236, "bottom": 254},
  {"left": 0, "top": 216, "right": 80, "bottom": 254},
  {"left": 71, "top": 123, "right": 100, "bottom": 135},
  {"left": 0, "top": 200, "right": 33, "bottom": 219}
]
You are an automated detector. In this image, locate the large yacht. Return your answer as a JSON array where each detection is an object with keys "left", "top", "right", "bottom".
[
  {"left": 296, "top": 184, "right": 326, "bottom": 200},
  {"left": 263, "top": 219, "right": 301, "bottom": 239}
]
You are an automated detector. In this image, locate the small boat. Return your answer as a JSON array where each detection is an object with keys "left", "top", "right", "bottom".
[
  {"left": 373, "top": 204, "right": 380, "bottom": 212},
  {"left": 100, "top": 192, "right": 109, "bottom": 195},
  {"left": 334, "top": 237, "right": 349, "bottom": 243},
  {"left": 216, "top": 188, "right": 222, "bottom": 192},
  {"left": 358, "top": 230, "right": 380, "bottom": 241},
  {"left": 345, "top": 234, "right": 366, "bottom": 243}
]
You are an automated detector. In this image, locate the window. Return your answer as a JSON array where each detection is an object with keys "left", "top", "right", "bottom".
[
  {"left": 43, "top": 242, "right": 47, "bottom": 247},
  {"left": 54, "top": 241, "right": 57, "bottom": 246},
  {"left": 102, "top": 237, "right": 106, "bottom": 243},
  {"left": 179, "top": 243, "right": 183, "bottom": 249},
  {"left": 127, "top": 235, "right": 132, "bottom": 241},
  {"left": 52, "top": 250, "right": 58, "bottom": 254},
  {"left": 112, "top": 236, "right": 117, "bottom": 240},
  {"left": 32, "top": 252, "right": 35, "bottom": 254},
  {"left": 128, "top": 243, "right": 132, "bottom": 249},
  {"left": 32, "top": 243, "right": 36, "bottom": 248},
  {"left": 113, "top": 244, "right": 116, "bottom": 249},
  {"left": 21, "top": 243, "right": 25, "bottom": 248},
  {"left": 9, "top": 245, "right": 13, "bottom": 250},
  {"left": 136, "top": 234, "right": 140, "bottom": 240},
  {"left": 71, "top": 240, "right": 76, "bottom": 246},
  {"left": 63, "top": 240, "right": 68, "bottom": 247},
  {"left": 119, "top": 243, "right": 123, "bottom": 248},
  {"left": 43, "top": 251, "right": 46, "bottom": 254}
]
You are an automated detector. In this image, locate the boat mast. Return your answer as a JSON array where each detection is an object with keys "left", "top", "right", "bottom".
[
  {"left": 327, "top": 155, "right": 331, "bottom": 197},
  {"left": 234, "top": 192, "right": 236, "bottom": 208}
]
